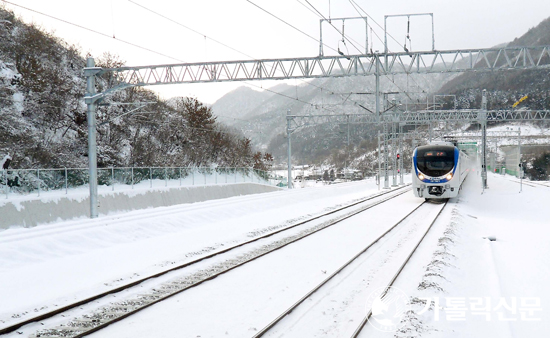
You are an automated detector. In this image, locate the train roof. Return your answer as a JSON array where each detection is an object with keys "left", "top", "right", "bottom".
[
  {"left": 416, "top": 143, "right": 456, "bottom": 150},
  {"left": 426, "top": 141, "right": 456, "bottom": 146}
]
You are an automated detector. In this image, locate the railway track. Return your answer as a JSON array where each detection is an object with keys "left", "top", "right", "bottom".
[
  {"left": 251, "top": 199, "right": 448, "bottom": 338},
  {"left": 1, "top": 185, "right": 411, "bottom": 338},
  {"left": 351, "top": 200, "right": 448, "bottom": 338},
  {"left": 508, "top": 179, "right": 550, "bottom": 188}
]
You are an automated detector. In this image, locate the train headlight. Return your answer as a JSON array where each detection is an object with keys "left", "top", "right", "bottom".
[
  {"left": 418, "top": 173, "right": 425, "bottom": 180},
  {"left": 446, "top": 173, "right": 453, "bottom": 180}
]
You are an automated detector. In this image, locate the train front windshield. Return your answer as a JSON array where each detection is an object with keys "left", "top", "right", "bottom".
[{"left": 416, "top": 145, "right": 455, "bottom": 177}]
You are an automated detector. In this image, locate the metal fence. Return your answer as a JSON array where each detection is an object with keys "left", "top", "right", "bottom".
[{"left": 1, "top": 166, "right": 283, "bottom": 199}]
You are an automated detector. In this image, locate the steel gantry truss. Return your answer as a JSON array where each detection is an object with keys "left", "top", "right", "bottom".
[
  {"left": 92, "top": 46, "right": 550, "bottom": 92},
  {"left": 443, "top": 130, "right": 549, "bottom": 141},
  {"left": 83, "top": 44, "right": 550, "bottom": 217},
  {"left": 396, "top": 109, "right": 550, "bottom": 124},
  {"left": 287, "top": 109, "right": 550, "bottom": 128}
]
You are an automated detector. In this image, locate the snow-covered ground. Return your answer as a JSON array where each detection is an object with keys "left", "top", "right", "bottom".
[
  {"left": 365, "top": 172, "right": 550, "bottom": 338},
  {"left": 1, "top": 172, "right": 549, "bottom": 337},
  {"left": 0, "top": 179, "right": 385, "bottom": 330}
]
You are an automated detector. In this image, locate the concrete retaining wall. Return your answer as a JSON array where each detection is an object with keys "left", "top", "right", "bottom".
[{"left": 1, "top": 183, "right": 281, "bottom": 229}]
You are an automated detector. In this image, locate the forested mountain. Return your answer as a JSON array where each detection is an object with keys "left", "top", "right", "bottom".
[
  {"left": 0, "top": 8, "right": 86, "bottom": 168},
  {"left": 0, "top": 7, "right": 271, "bottom": 171},
  {"left": 435, "top": 16, "right": 550, "bottom": 180},
  {"left": 213, "top": 70, "right": 454, "bottom": 166},
  {"left": 437, "top": 17, "right": 550, "bottom": 111}
]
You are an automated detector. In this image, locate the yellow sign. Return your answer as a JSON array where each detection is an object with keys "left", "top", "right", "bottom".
[{"left": 512, "top": 95, "right": 528, "bottom": 108}]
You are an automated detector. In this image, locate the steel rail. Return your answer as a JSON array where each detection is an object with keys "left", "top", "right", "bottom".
[
  {"left": 520, "top": 180, "right": 550, "bottom": 188},
  {"left": 507, "top": 179, "right": 540, "bottom": 188},
  {"left": 351, "top": 200, "right": 449, "bottom": 338},
  {"left": 1, "top": 185, "right": 410, "bottom": 336},
  {"left": 251, "top": 200, "right": 427, "bottom": 338}
]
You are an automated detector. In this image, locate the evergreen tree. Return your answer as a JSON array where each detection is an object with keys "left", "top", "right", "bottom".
[{"left": 526, "top": 152, "right": 550, "bottom": 180}]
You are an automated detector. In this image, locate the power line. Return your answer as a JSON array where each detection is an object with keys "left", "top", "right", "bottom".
[
  {"left": 346, "top": 0, "right": 384, "bottom": 49},
  {"left": 348, "top": 0, "right": 404, "bottom": 52},
  {"left": 0, "top": 93, "right": 264, "bottom": 136},
  {"left": 245, "top": 0, "right": 339, "bottom": 54},
  {"left": 0, "top": 95, "right": 253, "bottom": 137},
  {"left": 295, "top": 0, "right": 323, "bottom": 19},
  {"left": 256, "top": 2, "right": 381, "bottom": 110},
  {"left": 129, "top": 1, "right": 366, "bottom": 114},
  {"left": 303, "top": 0, "right": 365, "bottom": 55},
  {"left": 246, "top": 81, "right": 338, "bottom": 113},
  {"left": 1, "top": 0, "right": 185, "bottom": 62},
  {"left": 4, "top": 1, "right": 369, "bottom": 117},
  {"left": 3, "top": 0, "right": 338, "bottom": 115},
  {"left": 298, "top": 0, "right": 366, "bottom": 54},
  {"left": 128, "top": 0, "right": 257, "bottom": 61},
  {"left": 126, "top": 115, "right": 255, "bottom": 137},
  {"left": 129, "top": 1, "right": 341, "bottom": 112},
  {"left": 340, "top": 1, "right": 425, "bottom": 102},
  {"left": 215, "top": 114, "right": 253, "bottom": 123},
  {"left": 242, "top": 1, "right": 374, "bottom": 110}
]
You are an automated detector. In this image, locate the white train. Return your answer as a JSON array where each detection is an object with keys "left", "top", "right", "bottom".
[{"left": 412, "top": 141, "right": 476, "bottom": 199}]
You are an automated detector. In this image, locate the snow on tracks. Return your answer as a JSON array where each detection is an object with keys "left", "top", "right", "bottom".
[{"left": 2, "top": 185, "right": 411, "bottom": 337}]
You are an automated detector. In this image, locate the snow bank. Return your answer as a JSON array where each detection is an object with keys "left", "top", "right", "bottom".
[{"left": 0, "top": 183, "right": 281, "bottom": 229}]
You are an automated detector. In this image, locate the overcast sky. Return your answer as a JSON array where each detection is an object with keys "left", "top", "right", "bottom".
[{"left": 4, "top": 0, "right": 550, "bottom": 104}]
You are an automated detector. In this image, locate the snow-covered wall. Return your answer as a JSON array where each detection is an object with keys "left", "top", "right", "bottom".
[{"left": 0, "top": 183, "right": 281, "bottom": 229}]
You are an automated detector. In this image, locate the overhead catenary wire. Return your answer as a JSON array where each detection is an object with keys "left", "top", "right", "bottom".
[
  {"left": 306, "top": 0, "right": 364, "bottom": 53},
  {"left": 215, "top": 114, "right": 254, "bottom": 123},
  {"left": 110, "top": 0, "right": 116, "bottom": 38},
  {"left": 303, "top": 0, "right": 365, "bottom": 55},
  {"left": 347, "top": 0, "right": 385, "bottom": 49},
  {"left": 0, "top": 94, "right": 257, "bottom": 137},
  {"left": 295, "top": 0, "right": 323, "bottom": 19},
  {"left": 245, "top": 0, "right": 340, "bottom": 54},
  {"left": 130, "top": 0, "right": 323, "bottom": 104},
  {"left": 0, "top": 96, "right": 155, "bottom": 108},
  {"left": 345, "top": 0, "right": 424, "bottom": 103},
  {"left": 405, "top": 15, "right": 411, "bottom": 52},
  {"left": 5, "top": 0, "right": 374, "bottom": 116},
  {"left": 348, "top": 0, "right": 406, "bottom": 53},
  {"left": 2, "top": 0, "right": 340, "bottom": 116},
  {"left": 130, "top": 112, "right": 264, "bottom": 137},
  {"left": 241, "top": 0, "right": 374, "bottom": 110},
  {"left": 129, "top": 1, "right": 369, "bottom": 113},
  {"left": 303, "top": 0, "right": 405, "bottom": 89},
  {"left": 98, "top": 104, "right": 261, "bottom": 137},
  {"left": 128, "top": 0, "right": 258, "bottom": 62},
  {"left": 348, "top": 0, "right": 425, "bottom": 93},
  {"left": 1, "top": 0, "right": 185, "bottom": 63}
]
